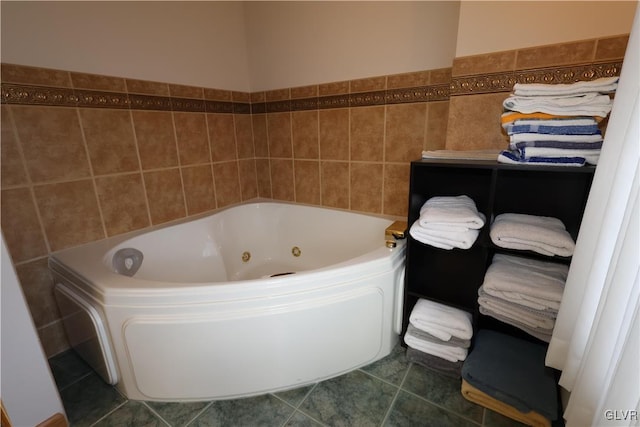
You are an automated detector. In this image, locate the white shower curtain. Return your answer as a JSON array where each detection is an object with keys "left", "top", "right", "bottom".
[{"left": 545, "top": 7, "right": 640, "bottom": 427}]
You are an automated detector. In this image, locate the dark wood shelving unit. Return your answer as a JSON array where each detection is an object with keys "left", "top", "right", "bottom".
[{"left": 402, "top": 158, "right": 596, "bottom": 344}]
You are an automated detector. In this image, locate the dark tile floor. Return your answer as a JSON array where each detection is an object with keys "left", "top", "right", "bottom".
[{"left": 49, "top": 344, "right": 528, "bottom": 427}]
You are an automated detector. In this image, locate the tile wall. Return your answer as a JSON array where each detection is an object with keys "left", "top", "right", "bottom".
[{"left": 0, "top": 33, "right": 629, "bottom": 357}]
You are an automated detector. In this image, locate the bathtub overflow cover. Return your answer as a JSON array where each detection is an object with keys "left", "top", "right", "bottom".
[
  {"left": 242, "top": 251, "right": 251, "bottom": 262},
  {"left": 292, "top": 246, "right": 301, "bottom": 257}
]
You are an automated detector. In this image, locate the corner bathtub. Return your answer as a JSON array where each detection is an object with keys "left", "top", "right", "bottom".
[{"left": 49, "top": 201, "right": 406, "bottom": 401}]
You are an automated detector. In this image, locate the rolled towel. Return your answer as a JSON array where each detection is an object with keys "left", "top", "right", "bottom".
[
  {"left": 490, "top": 213, "right": 576, "bottom": 257},
  {"left": 404, "top": 328, "right": 468, "bottom": 362},
  {"left": 512, "top": 76, "right": 618, "bottom": 97},
  {"left": 406, "top": 323, "right": 471, "bottom": 349},
  {"left": 502, "top": 93, "right": 613, "bottom": 117},
  {"left": 461, "top": 379, "right": 551, "bottom": 427},
  {"left": 498, "top": 150, "right": 586, "bottom": 167},
  {"left": 409, "top": 222, "right": 481, "bottom": 250},
  {"left": 409, "top": 298, "right": 473, "bottom": 341},
  {"left": 461, "top": 329, "right": 558, "bottom": 421},
  {"left": 418, "top": 195, "right": 485, "bottom": 231},
  {"left": 406, "top": 347, "right": 463, "bottom": 379},
  {"left": 480, "top": 254, "right": 567, "bottom": 309}
]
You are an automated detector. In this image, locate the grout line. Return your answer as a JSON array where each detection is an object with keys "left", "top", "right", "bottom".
[
  {"left": 140, "top": 401, "right": 173, "bottom": 427},
  {"left": 171, "top": 110, "right": 190, "bottom": 216},
  {"left": 88, "top": 400, "right": 130, "bottom": 427},
  {"left": 184, "top": 401, "right": 215, "bottom": 427},
  {"left": 128, "top": 109, "right": 154, "bottom": 227}
]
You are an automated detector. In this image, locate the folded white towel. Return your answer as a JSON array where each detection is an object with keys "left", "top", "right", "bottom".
[
  {"left": 409, "top": 298, "right": 473, "bottom": 341},
  {"left": 410, "top": 222, "right": 481, "bottom": 250},
  {"left": 478, "top": 287, "right": 556, "bottom": 330},
  {"left": 512, "top": 77, "right": 618, "bottom": 97},
  {"left": 481, "top": 254, "right": 567, "bottom": 311},
  {"left": 503, "top": 93, "right": 613, "bottom": 117},
  {"left": 406, "top": 324, "right": 471, "bottom": 349},
  {"left": 404, "top": 326, "right": 469, "bottom": 362},
  {"left": 478, "top": 306, "right": 553, "bottom": 343},
  {"left": 418, "top": 195, "right": 485, "bottom": 231},
  {"left": 490, "top": 213, "right": 576, "bottom": 257}
]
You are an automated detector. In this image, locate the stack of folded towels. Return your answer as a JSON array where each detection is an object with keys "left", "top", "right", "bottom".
[
  {"left": 409, "top": 195, "right": 485, "bottom": 250},
  {"left": 404, "top": 298, "right": 473, "bottom": 378},
  {"left": 498, "top": 76, "right": 618, "bottom": 166},
  {"left": 478, "top": 254, "right": 568, "bottom": 342},
  {"left": 490, "top": 213, "right": 575, "bottom": 257},
  {"left": 461, "top": 329, "right": 558, "bottom": 427}
]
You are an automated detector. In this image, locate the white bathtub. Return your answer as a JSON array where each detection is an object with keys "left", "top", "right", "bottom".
[{"left": 49, "top": 201, "right": 406, "bottom": 401}]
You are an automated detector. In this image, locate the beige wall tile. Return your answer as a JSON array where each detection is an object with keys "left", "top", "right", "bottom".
[
  {"left": 12, "top": 106, "right": 90, "bottom": 182},
  {"left": 38, "top": 320, "right": 69, "bottom": 357},
  {"left": 350, "top": 106, "right": 384, "bottom": 162},
  {"left": 208, "top": 113, "right": 238, "bottom": 162},
  {"left": 445, "top": 93, "right": 509, "bottom": 151},
  {"left": 266, "top": 89, "right": 290, "bottom": 102},
  {"left": 319, "top": 81, "right": 350, "bottom": 96},
  {"left": 80, "top": 108, "right": 139, "bottom": 175},
  {"left": 321, "top": 161, "right": 349, "bottom": 209},
  {"left": 169, "top": 84, "right": 204, "bottom": 99},
  {"left": 182, "top": 165, "right": 216, "bottom": 215},
  {"left": 238, "top": 159, "right": 258, "bottom": 201},
  {"left": 516, "top": 40, "right": 596, "bottom": 70},
  {"left": 232, "top": 91, "right": 251, "bottom": 103},
  {"left": 143, "top": 169, "right": 186, "bottom": 224},
  {"left": 95, "top": 173, "right": 150, "bottom": 236},
  {"left": 291, "top": 85, "right": 318, "bottom": 99},
  {"left": 70, "top": 72, "right": 127, "bottom": 92},
  {"left": 234, "top": 114, "right": 255, "bottom": 159},
  {"left": 292, "top": 110, "right": 319, "bottom": 159},
  {"left": 132, "top": 111, "right": 179, "bottom": 169},
  {"left": 452, "top": 51, "right": 516, "bottom": 76},
  {"left": 267, "top": 112, "right": 293, "bottom": 158},
  {"left": 385, "top": 103, "right": 426, "bottom": 163},
  {"left": 294, "top": 160, "right": 320, "bottom": 205},
  {"left": 213, "top": 161, "right": 241, "bottom": 207},
  {"left": 1, "top": 106, "right": 28, "bottom": 187},
  {"left": 595, "top": 35, "right": 629, "bottom": 61},
  {"left": 425, "top": 101, "right": 449, "bottom": 151},
  {"left": 387, "top": 71, "right": 430, "bottom": 89},
  {"left": 174, "top": 112, "right": 211, "bottom": 166},
  {"left": 350, "top": 76, "right": 386, "bottom": 93},
  {"left": 1, "top": 188, "right": 48, "bottom": 262},
  {"left": 126, "top": 78, "right": 169, "bottom": 95},
  {"left": 383, "top": 163, "right": 410, "bottom": 217},
  {"left": 204, "top": 88, "right": 232, "bottom": 101},
  {"left": 16, "top": 258, "right": 59, "bottom": 328},
  {"left": 270, "top": 159, "right": 295, "bottom": 201},
  {"left": 350, "top": 163, "right": 383, "bottom": 214},
  {"left": 33, "top": 180, "right": 104, "bottom": 251},
  {"left": 319, "top": 108, "right": 349, "bottom": 160},
  {"left": 430, "top": 68, "right": 453, "bottom": 85},
  {"left": 252, "top": 114, "right": 269, "bottom": 157},
  {"left": 1, "top": 63, "right": 71, "bottom": 87},
  {"left": 255, "top": 158, "right": 272, "bottom": 198}
]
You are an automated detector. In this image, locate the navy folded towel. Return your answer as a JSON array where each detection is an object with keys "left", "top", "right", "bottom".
[{"left": 461, "top": 329, "right": 558, "bottom": 421}]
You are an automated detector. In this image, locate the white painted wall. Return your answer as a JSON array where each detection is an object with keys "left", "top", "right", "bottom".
[
  {"left": 243, "top": 1, "right": 461, "bottom": 91},
  {"left": 0, "top": 1, "right": 252, "bottom": 91},
  {"left": 456, "top": 1, "right": 637, "bottom": 57},
  {"left": 0, "top": 235, "right": 66, "bottom": 426}
]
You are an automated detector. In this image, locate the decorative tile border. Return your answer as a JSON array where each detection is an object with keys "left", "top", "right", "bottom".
[
  {"left": 450, "top": 61, "right": 623, "bottom": 96},
  {"left": 1, "top": 60, "right": 623, "bottom": 111}
]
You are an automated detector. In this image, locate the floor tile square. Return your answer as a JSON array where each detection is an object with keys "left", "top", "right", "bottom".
[
  {"left": 384, "top": 391, "right": 479, "bottom": 427},
  {"left": 360, "top": 343, "right": 411, "bottom": 385},
  {"left": 92, "top": 401, "right": 167, "bottom": 426},
  {"left": 190, "top": 394, "right": 294, "bottom": 426},
  {"left": 402, "top": 364, "right": 483, "bottom": 423},
  {"left": 48, "top": 349, "right": 92, "bottom": 390},
  {"left": 59, "top": 372, "right": 126, "bottom": 427},
  {"left": 145, "top": 400, "right": 211, "bottom": 426},
  {"left": 298, "top": 370, "right": 398, "bottom": 426}
]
